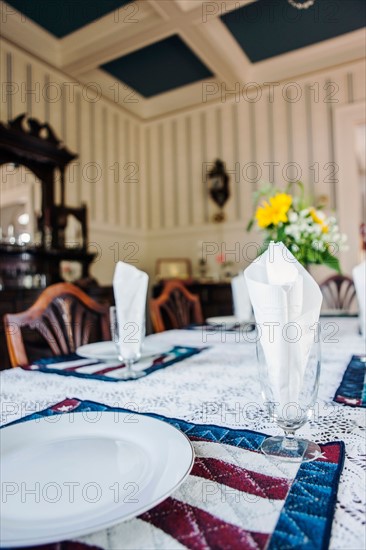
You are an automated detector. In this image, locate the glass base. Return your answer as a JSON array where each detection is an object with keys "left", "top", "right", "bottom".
[
  {"left": 120, "top": 369, "right": 146, "bottom": 380},
  {"left": 261, "top": 436, "right": 322, "bottom": 463}
]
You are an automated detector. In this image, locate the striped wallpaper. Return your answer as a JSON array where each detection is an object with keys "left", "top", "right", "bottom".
[
  {"left": 142, "top": 62, "right": 365, "bottom": 234},
  {"left": 0, "top": 40, "right": 142, "bottom": 233},
  {"left": 1, "top": 38, "right": 365, "bottom": 282}
]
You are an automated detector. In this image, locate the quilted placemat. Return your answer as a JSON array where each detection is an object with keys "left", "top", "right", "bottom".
[
  {"left": 21, "top": 345, "right": 206, "bottom": 382},
  {"left": 334, "top": 355, "right": 366, "bottom": 407},
  {"left": 4, "top": 398, "right": 345, "bottom": 550}
]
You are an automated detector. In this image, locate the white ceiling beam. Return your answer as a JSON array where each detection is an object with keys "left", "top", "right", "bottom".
[
  {"left": 64, "top": 0, "right": 256, "bottom": 78},
  {"left": 61, "top": 1, "right": 166, "bottom": 73},
  {"left": 143, "top": 77, "right": 222, "bottom": 119},
  {"left": 62, "top": 21, "right": 175, "bottom": 74},
  {"left": 0, "top": 1, "right": 61, "bottom": 67},
  {"left": 147, "top": 0, "right": 244, "bottom": 86},
  {"left": 195, "top": 17, "right": 251, "bottom": 83}
]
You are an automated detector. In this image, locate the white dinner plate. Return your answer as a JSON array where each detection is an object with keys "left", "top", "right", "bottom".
[
  {"left": 0, "top": 412, "right": 194, "bottom": 547},
  {"left": 76, "top": 341, "right": 170, "bottom": 361},
  {"left": 206, "top": 315, "right": 241, "bottom": 329}
]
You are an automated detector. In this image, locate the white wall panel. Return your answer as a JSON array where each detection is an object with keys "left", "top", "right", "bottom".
[
  {"left": 149, "top": 124, "right": 161, "bottom": 230},
  {"left": 161, "top": 120, "right": 174, "bottom": 228},
  {"left": 354, "top": 62, "right": 366, "bottom": 102},
  {"left": 236, "top": 99, "right": 252, "bottom": 224},
  {"left": 176, "top": 116, "right": 189, "bottom": 228},
  {"left": 11, "top": 50, "right": 26, "bottom": 117},
  {"left": 220, "top": 104, "right": 235, "bottom": 223},
  {"left": 290, "top": 86, "right": 310, "bottom": 195},
  {"left": 205, "top": 108, "right": 219, "bottom": 223},
  {"left": 253, "top": 94, "right": 271, "bottom": 190},
  {"left": 190, "top": 113, "right": 205, "bottom": 226}
]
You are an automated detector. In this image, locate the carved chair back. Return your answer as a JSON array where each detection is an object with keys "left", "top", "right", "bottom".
[
  {"left": 150, "top": 279, "right": 203, "bottom": 333},
  {"left": 320, "top": 275, "right": 357, "bottom": 312},
  {"left": 4, "top": 283, "right": 110, "bottom": 367}
]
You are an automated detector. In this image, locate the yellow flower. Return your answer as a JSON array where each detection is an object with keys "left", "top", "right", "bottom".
[
  {"left": 255, "top": 201, "right": 273, "bottom": 228},
  {"left": 268, "top": 193, "right": 292, "bottom": 225},
  {"left": 309, "top": 208, "right": 322, "bottom": 225},
  {"left": 310, "top": 208, "right": 328, "bottom": 232},
  {"left": 255, "top": 193, "right": 292, "bottom": 227}
]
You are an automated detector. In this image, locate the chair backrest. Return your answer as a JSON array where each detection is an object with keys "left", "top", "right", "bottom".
[
  {"left": 4, "top": 282, "right": 110, "bottom": 367},
  {"left": 150, "top": 279, "right": 203, "bottom": 333},
  {"left": 320, "top": 275, "right": 357, "bottom": 311}
]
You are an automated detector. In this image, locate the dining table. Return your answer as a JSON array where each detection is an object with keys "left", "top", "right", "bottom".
[{"left": 0, "top": 317, "right": 365, "bottom": 550}]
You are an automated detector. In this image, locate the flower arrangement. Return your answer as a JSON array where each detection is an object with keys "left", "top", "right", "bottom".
[{"left": 247, "top": 182, "right": 347, "bottom": 272}]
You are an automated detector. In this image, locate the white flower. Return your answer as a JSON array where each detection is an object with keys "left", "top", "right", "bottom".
[
  {"left": 315, "top": 210, "right": 326, "bottom": 221},
  {"left": 299, "top": 208, "right": 310, "bottom": 218},
  {"left": 289, "top": 212, "right": 298, "bottom": 223}
]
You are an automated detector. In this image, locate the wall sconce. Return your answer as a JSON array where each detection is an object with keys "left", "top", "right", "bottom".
[{"left": 207, "top": 159, "right": 230, "bottom": 223}]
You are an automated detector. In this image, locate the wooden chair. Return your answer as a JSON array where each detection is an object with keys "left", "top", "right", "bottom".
[
  {"left": 4, "top": 283, "right": 110, "bottom": 367},
  {"left": 150, "top": 279, "right": 203, "bottom": 333},
  {"left": 320, "top": 275, "right": 357, "bottom": 312}
]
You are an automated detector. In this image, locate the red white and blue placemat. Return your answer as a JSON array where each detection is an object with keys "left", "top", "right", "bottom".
[
  {"left": 334, "top": 355, "right": 366, "bottom": 407},
  {"left": 20, "top": 346, "right": 206, "bottom": 382},
  {"left": 4, "top": 398, "right": 345, "bottom": 550}
]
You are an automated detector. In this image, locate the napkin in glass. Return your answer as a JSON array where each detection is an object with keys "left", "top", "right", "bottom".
[
  {"left": 352, "top": 260, "right": 366, "bottom": 336},
  {"left": 244, "top": 242, "right": 322, "bottom": 409},
  {"left": 231, "top": 273, "right": 252, "bottom": 321},
  {"left": 113, "top": 261, "right": 149, "bottom": 360}
]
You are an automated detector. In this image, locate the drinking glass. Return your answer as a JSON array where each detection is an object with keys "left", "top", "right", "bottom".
[
  {"left": 109, "top": 306, "right": 146, "bottom": 379},
  {"left": 256, "top": 323, "right": 321, "bottom": 462}
]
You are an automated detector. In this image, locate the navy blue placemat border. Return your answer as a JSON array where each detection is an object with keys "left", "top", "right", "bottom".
[{"left": 334, "top": 355, "right": 366, "bottom": 407}]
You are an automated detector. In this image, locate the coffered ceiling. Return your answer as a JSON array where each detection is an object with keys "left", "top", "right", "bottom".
[{"left": 1, "top": 0, "right": 365, "bottom": 119}]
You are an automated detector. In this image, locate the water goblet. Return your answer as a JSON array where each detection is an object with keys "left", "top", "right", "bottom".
[
  {"left": 256, "top": 323, "right": 322, "bottom": 463},
  {"left": 109, "top": 306, "right": 146, "bottom": 379}
]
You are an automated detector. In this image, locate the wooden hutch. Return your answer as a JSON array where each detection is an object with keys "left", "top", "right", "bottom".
[{"left": 0, "top": 115, "right": 113, "bottom": 369}]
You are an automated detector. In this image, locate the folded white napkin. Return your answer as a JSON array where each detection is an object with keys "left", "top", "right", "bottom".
[
  {"left": 244, "top": 242, "right": 322, "bottom": 409},
  {"left": 113, "top": 262, "right": 149, "bottom": 361},
  {"left": 231, "top": 274, "right": 252, "bottom": 321},
  {"left": 352, "top": 260, "right": 366, "bottom": 336}
]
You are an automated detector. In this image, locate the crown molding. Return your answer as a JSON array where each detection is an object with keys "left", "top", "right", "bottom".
[
  {"left": 1, "top": 0, "right": 364, "bottom": 121},
  {"left": 0, "top": 1, "right": 60, "bottom": 66}
]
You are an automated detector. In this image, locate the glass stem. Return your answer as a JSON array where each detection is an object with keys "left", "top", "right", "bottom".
[
  {"left": 282, "top": 430, "right": 298, "bottom": 451},
  {"left": 125, "top": 359, "right": 133, "bottom": 376}
]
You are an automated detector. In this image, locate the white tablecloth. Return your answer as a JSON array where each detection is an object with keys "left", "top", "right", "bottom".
[{"left": 1, "top": 318, "right": 365, "bottom": 549}]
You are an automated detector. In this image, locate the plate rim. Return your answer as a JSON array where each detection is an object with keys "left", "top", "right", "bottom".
[
  {"left": 1, "top": 411, "right": 195, "bottom": 547},
  {"left": 76, "top": 341, "right": 171, "bottom": 361},
  {"left": 76, "top": 340, "right": 118, "bottom": 359},
  {"left": 206, "top": 315, "right": 238, "bottom": 324}
]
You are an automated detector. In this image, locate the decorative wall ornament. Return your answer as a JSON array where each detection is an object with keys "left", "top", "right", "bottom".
[{"left": 207, "top": 159, "right": 230, "bottom": 223}]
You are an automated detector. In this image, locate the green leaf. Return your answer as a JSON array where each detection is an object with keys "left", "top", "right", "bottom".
[
  {"left": 276, "top": 225, "right": 286, "bottom": 241},
  {"left": 322, "top": 249, "right": 341, "bottom": 273},
  {"left": 246, "top": 218, "right": 255, "bottom": 232}
]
